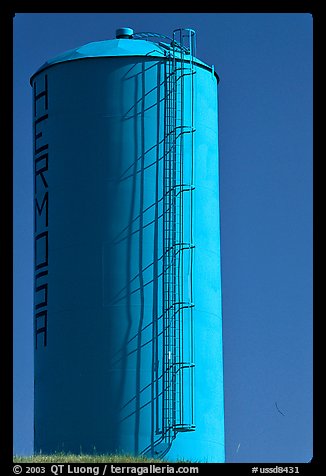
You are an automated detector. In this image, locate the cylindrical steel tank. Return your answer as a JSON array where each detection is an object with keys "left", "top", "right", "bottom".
[{"left": 31, "top": 28, "right": 224, "bottom": 462}]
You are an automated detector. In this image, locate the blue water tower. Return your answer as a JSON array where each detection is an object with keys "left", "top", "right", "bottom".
[{"left": 31, "top": 27, "right": 225, "bottom": 462}]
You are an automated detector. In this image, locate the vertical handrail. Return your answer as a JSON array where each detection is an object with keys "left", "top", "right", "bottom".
[{"left": 189, "top": 28, "right": 196, "bottom": 430}]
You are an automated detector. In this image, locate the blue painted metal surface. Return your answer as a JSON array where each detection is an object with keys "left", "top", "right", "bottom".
[{"left": 31, "top": 30, "right": 224, "bottom": 462}]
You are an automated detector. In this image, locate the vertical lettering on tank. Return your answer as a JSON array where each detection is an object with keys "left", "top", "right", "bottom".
[{"left": 33, "top": 74, "right": 49, "bottom": 349}]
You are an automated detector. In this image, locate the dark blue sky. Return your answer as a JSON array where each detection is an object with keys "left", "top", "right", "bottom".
[{"left": 13, "top": 13, "right": 312, "bottom": 462}]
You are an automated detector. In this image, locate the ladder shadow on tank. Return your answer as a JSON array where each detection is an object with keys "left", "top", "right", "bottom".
[
  {"left": 109, "top": 59, "right": 169, "bottom": 457},
  {"left": 108, "top": 33, "right": 197, "bottom": 456}
]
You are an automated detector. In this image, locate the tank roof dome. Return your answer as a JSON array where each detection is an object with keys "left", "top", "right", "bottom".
[{"left": 30, "top": 37, "right": 214, "bottom": 84}]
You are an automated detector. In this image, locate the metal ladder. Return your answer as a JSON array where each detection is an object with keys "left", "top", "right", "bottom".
[{"left": 162, "top": 28, "right": 196, "bottom": 443}]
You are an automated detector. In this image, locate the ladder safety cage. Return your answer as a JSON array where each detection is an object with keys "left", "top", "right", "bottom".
[{"left": 161, "top": 28, "right": 196, "bottom": 443}]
